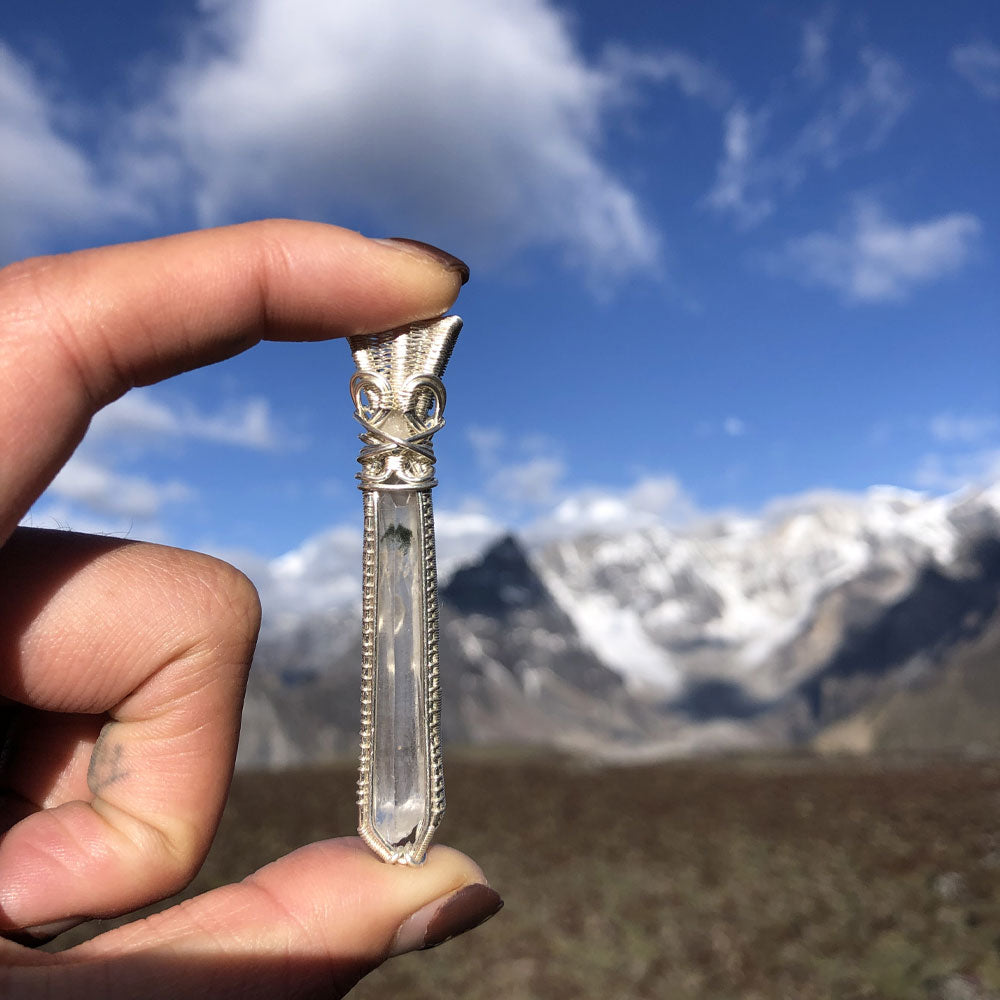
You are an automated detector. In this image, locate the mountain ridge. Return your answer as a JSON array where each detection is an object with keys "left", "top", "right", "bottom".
[{"left": 237, "top": 484, "right": 1000, "bottom": 767}]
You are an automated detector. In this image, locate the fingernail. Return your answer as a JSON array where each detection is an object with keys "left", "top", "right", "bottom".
[
  {"left": 3, "top": 917, "right": 82, "bottom": 947},
  {"left": 374, "top": 238, "right": 470, "bottom": 285},
  {"left": 390, "top": 883, "right": 503, "bottom": 956}
]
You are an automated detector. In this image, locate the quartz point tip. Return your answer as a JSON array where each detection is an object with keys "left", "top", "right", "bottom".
[{"left": 348, "top": 315, "right": 460, "bottom": 865}]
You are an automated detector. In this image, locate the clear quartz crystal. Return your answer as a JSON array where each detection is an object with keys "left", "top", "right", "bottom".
[{"left": 371, "top": 489, "right": 429, "bottom": 851}]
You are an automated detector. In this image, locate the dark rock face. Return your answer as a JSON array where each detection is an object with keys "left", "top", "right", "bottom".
[
  {"left": 437, "top": 535, "right": 632, "bottom": 746},
  {"left": 794, "top": 535, "right": 1000, "bottom": 731},
  {"left": 669, "top": 535, "right": 1000, "bottom": 736},
  {"left": 441, "top": 534, "right": 622, "bottom": 700},
  {"left": 673, "top": 679, "right": 764, "bottom": 722},
  {"left": 443, "top": 535, "right": 551, "bottom": 619}
]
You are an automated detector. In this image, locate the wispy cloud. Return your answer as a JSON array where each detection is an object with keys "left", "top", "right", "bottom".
[
  {"left": 914, "top": 449, "right": 1000, "bottom": 492},
  {"left": 796, "top": 8, "right": 835, "bottom": 83},
  {"left": 529, "top": 474, "right": 698, "bottom": 541},
  {"left": 46, "top": 456, "right": 193, "bottom": 519},
  {"left": 929, "top": 413, "right": 1000, "bottom": 444},
  {"left": 705, "top": 105, "right": 772, "bottom": 226},
  {"left": 465, "top": 425, "right": 700, "bottom": 538},
  {"left": 770, "top": 198, "right": 981, "bottom": 302},
  {"left": 951, "top": 39, "right": 1000, "bottom": 100},
  {"left": 0, "top": 44, "right": 135, "bottom": 261},
  {"left": 602, "top": 44, "right": 731, "bottom": 107},
  {"left": 696, "top": 417, "right": 749, "bottom": 438},
  {"left": 28, "top": 387, "right": 295, "bottom": 535},
  {"left": 465, "top": 426, "right": 506, "bottom": 468},
  {"left": 912, "top": 411, "right": 1000, "bottom": 492},
  {"left": 706, "top": 45, "right": 911, "bottom": 226},
  {"left": 467, "top": 426, "right": 566, "bottom": 507},
  {"left": 791, "top": 48, "right": 910, "bottom": 167},
  {"left": 91, "top": 388, "right": 293, "bottom": 451}
]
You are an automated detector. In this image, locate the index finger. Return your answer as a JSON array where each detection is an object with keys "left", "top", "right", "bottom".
[{"left": 0, "top": 220, "right": 469, "bottom": 542}]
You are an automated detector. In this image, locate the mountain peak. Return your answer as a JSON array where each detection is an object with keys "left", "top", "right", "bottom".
[{"left": 442, "top": 533, "right": 549, "bottom": 618}]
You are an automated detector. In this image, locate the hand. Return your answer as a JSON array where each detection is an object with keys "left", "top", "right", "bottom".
[{"left": 0, "top": 221, "right": 500, "bottom": 998}]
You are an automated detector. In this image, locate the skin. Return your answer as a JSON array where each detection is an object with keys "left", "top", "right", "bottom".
[{"left": 0, "top": 220, "right": 491, "bottom": 998}]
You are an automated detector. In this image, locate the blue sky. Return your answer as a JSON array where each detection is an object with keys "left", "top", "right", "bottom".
[{"left": 3, "top": 0, "right": 998, "bottom": 591}]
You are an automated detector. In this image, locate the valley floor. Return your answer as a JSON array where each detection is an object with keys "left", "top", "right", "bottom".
[{"left": 57, "top": 754, "right": 1000, "bottom": 999}]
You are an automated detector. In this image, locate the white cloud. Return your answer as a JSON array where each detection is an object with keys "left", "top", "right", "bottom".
[
  {"left": 433, "top": 508, "right": 506, "bottom": 576},
  {"left": 0, "top": 44, "right": 134, "bottom": 262},
  {"left": 804, "top": 48, "right": 910, "bottom": 163},
  {"left": 495, "top": 456, "right": 567, "bottom": 506},
  {"left": 91, "top": 388, "right": 292, "bottom": 451},
  {"left": 951, "top": 39, "right": 1000, "bottom": 100},
  {"left": 27, "top": 387, "right": 294, "bottom": 537},
  {"left": 466, "top": 426, "right": 567, "bottom": 507},
  {"left": 797, "top": 9, "right": 834, "bottom": 83},
  {"left": 47, "top": 455, "right": 193, "bottom": 519},
  {"left": 126, "top": 0, "right": 662, "bottom": 283},
  {"left": 465, "top": 426, "right": 506, "bottom": 468},
  {"left": 772, "top": 199, "right": 981, "bottom": 302},
  {"left": 602, "top": 44, "right": 731, "bottom": 107},
  {"left": 469, "top": 426, "right": 701, "bottom": 541},
  {"left": 705, "top": 105, "right": 772, "bottom": 226},
  {"left": 90, "top": 390, "right": 179, "bottom": 437},
  {"left": 242, "top": 505, "right": 503, "bottom": 624},
  {"left": 916, "top": 412, "right": 1000, "bottom": 492},
  {"left": 242, "top": 471, "right": 697, "bottom": 622},
  {"left": 914, "top": 449, "right": 1000, "bottom": 492},
  {"left": 530, "top": 474, "right": 698, "bottom": 540},
  {"left": 268, "top": 524, "right": 361, "bottom": 615},
  {"left": 707, "top": 47, "right": 910, "bottom": 225},
  {"left": 697, "top": 417, "right": 749, "bottom": 438},
  {"left": 2, "top": 0, "right": 682, "bottom": 283},
  {"left": 929, "top": 413, "right": 1000, "bottom": 444}
]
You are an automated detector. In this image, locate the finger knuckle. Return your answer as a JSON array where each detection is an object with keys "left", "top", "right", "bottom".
[
  {"left": 0, "top": 255, "right": 58, "bottom": 344},
  {"left": 0, "top": 252, "right": 113, "bottom": 406},
  {"left": 179, "top": 552, "right": 263, "bottom": 655}
]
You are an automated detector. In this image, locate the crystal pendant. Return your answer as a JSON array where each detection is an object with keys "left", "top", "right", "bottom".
[
  {"left": 371, "top": 489, "right": 429, "bottom": 851},
  {"left": 349, "top": 316, "right": 460, "bottom": 865}
]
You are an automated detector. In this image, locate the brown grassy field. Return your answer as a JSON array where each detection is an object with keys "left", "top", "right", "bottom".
[{"left": 57, "top": 754, "right": 1000, "bottom": 999}]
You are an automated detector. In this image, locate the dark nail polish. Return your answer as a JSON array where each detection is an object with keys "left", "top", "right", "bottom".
[
  {"left": 421, "top": 884, "right": 503, "bottom": 950},
  {"left": 376, "top": 238, "right": 470, "bottom": 285}
]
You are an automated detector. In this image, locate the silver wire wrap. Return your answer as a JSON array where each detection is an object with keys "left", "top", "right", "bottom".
[
  {"left": 350, "top": 370, "right": 446, "bottom": 490},
  {"left": 347, "top": 316, "right": 462, "bottom": 865}
]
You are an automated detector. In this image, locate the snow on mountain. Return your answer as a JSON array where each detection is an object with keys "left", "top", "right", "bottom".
[{"left": 535, "top": 485, "right": 991, "bottom": 701}]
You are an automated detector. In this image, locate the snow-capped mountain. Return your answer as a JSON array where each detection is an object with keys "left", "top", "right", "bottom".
[
  {"left": 237, "top": 484, "right": 1000, "bottom": 766},
  {"left": 537, "top": 485, "right": 996, "bottom": 700}
]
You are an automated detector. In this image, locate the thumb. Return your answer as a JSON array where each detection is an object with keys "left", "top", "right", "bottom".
[{"left": 5, "top": 839, "right": 502, "bottom": 999}]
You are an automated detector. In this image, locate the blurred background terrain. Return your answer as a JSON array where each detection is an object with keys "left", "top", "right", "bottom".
[
  {"left": 5, "top": 0, "right": 998, "bottom": 994},
  {"left": 57, "top": 757, "right": 1000, "bottom": 999},
  {"left": 57, "top": 493, "right": 1000, "bottom": 997},
  {"left": 242, "top": 485, "right": 1000, "bottom": 766}
]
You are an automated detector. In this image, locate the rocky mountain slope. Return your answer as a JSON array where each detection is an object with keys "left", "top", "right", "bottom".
[{"left": 237, "top": 484, "right": 1000, "bottom": 766}]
